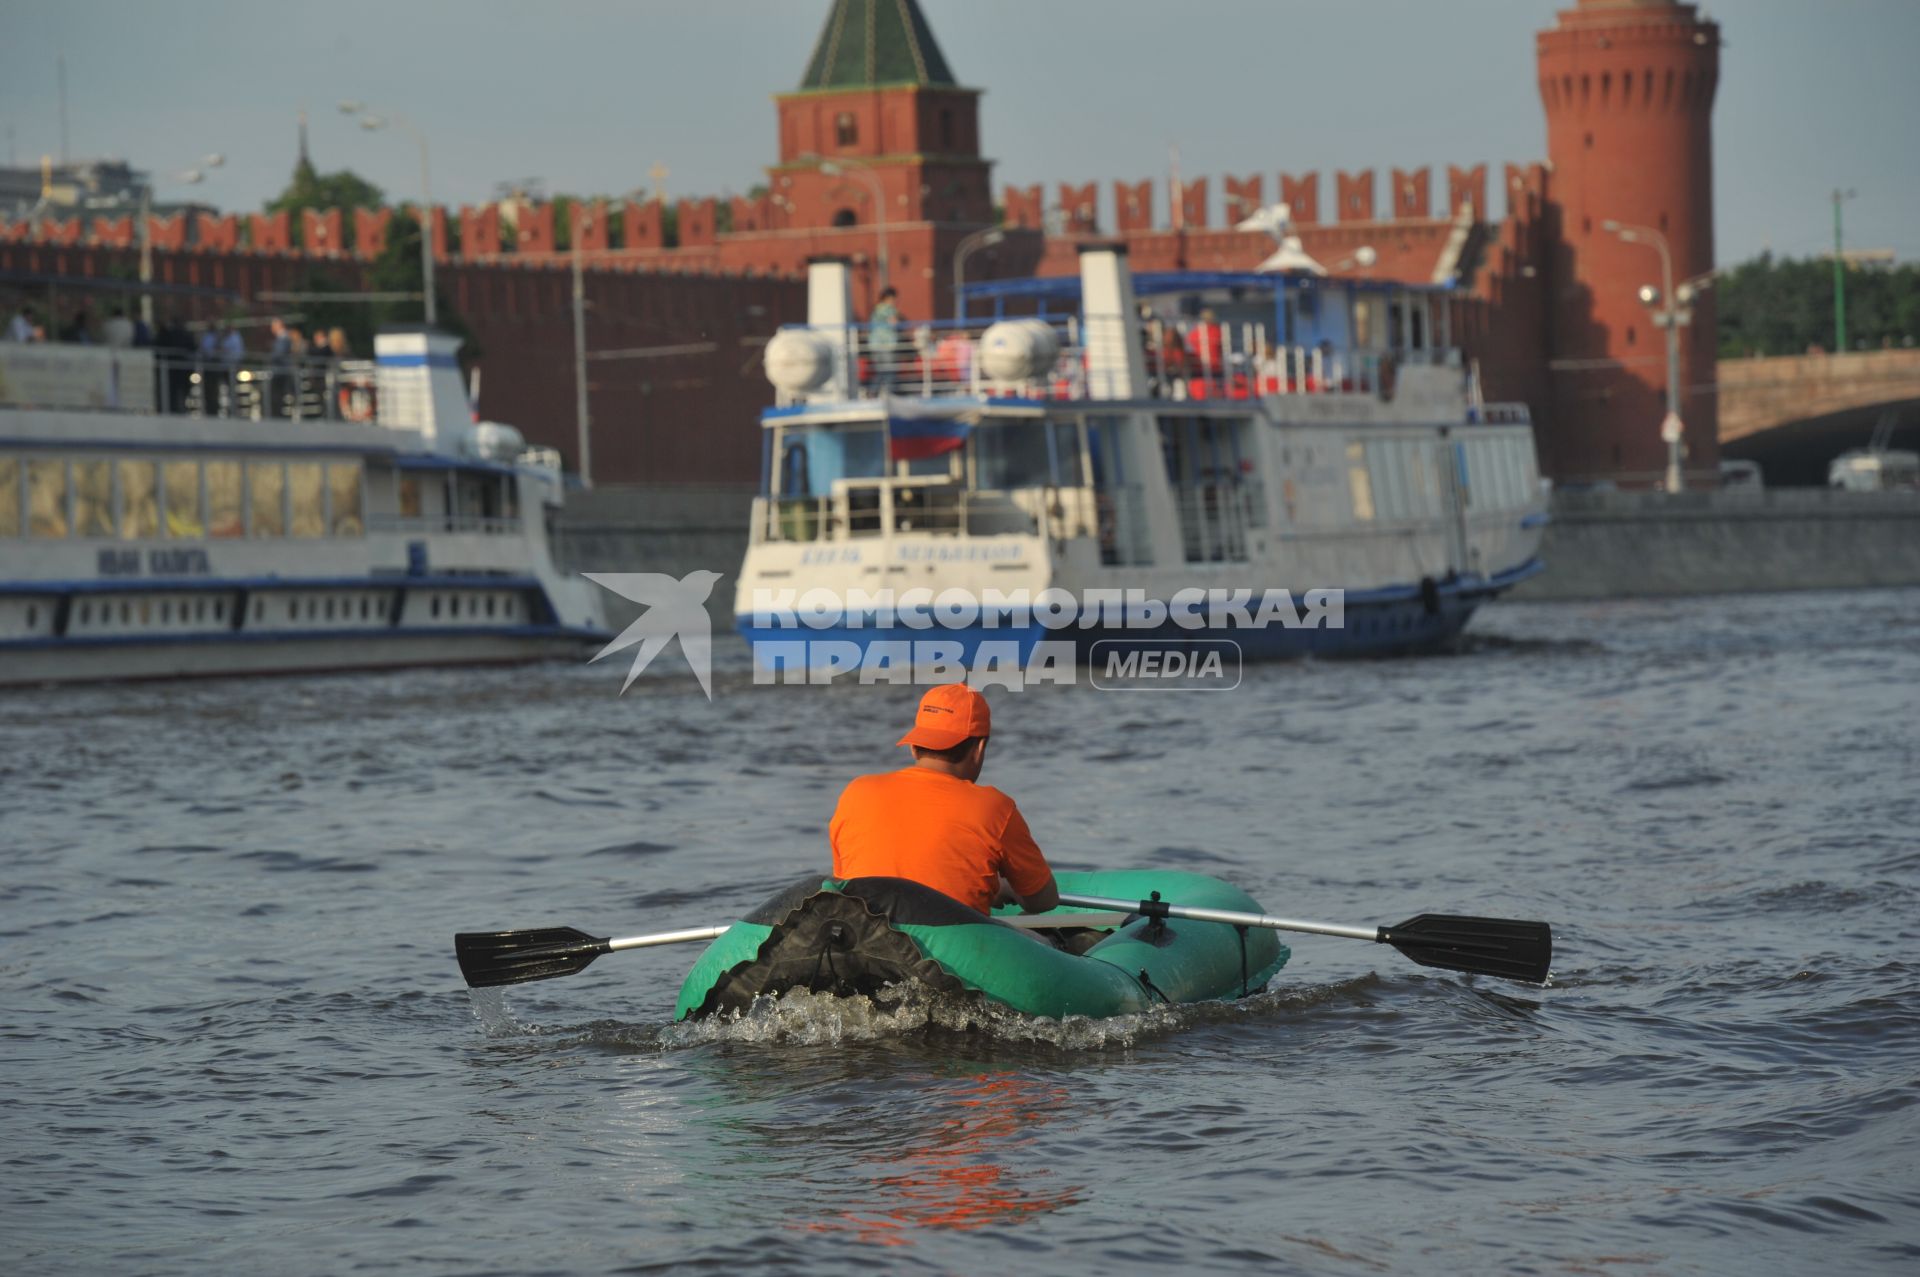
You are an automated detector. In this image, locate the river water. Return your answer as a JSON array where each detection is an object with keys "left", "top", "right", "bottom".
[{"left": 5, "top": 588, "right": 1917, "bottom": 1274}]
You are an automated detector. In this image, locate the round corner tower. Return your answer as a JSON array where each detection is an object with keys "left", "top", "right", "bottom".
[{"left": 1538, "top": 0, "right": 1719, "bottom": 483}]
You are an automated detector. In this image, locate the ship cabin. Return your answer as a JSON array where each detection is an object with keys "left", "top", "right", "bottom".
[{"left": 751, "top": 254, "right": 1538, "bottom": 576}]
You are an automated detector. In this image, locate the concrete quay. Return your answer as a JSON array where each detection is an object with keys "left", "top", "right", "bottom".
[
  {"left": 1513, "top": 488, "right": 1920, "bottom": 601},
  {"left": 553, "top": 485, "right": 1920, "bottom": 620}
]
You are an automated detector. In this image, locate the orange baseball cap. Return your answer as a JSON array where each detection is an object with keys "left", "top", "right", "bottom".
[{"left": 897, "top": 683, "right": 992, "bottom": 750}]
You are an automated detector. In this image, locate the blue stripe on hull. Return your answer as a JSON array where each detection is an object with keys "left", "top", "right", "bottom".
[{"left": 735, "top": 560, "right": 1541, "bottom": 666}]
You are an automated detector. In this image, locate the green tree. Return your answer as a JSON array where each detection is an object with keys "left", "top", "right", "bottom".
[
  {"left": 1717, "top": 251, "right": 1920, "bottom": 357},
  {"left": 367, "top": 210, "right": 477, "bottom": 358},
  {"left": 267, "top": 165, "right": 385, "bottom": 250}
]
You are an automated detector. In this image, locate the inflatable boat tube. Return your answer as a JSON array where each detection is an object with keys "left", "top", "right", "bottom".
[{"left": 674, "top": 870, "right": 1290, "bottom": 1021}]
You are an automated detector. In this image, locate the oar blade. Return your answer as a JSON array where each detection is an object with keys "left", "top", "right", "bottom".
[
  {"left": 455, "top": 926, "right": 611, "bottom": 988},
  {"left": 1381, "top": 914, "right": 1553, "bottom": 985}
]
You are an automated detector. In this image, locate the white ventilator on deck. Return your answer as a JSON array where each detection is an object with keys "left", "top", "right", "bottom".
[
  {"left": 374, "top": 329, "right": 471, "bottom": 454},
  {"left": 463, "top": 420, "right": 527, "bottom": 462},
  {"left": 764, "top": 329, "right": 837, "bottom": 395},
  {"left": 977, "top": 318, "right": 1061, "bottom": 387},
  {"left": 1078, "top": 245, "right": 1148, "bottom": 399}
]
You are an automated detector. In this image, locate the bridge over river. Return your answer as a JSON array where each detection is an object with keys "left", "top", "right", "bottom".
[{"left": 1718, "top": 349, "right": 1920, "bottom": 484}]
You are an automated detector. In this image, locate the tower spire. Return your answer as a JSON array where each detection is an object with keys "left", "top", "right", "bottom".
[{"left": 295, "top": 108, "right": 314, "bottom": 180}]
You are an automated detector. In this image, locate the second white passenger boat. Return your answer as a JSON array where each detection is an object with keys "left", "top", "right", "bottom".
[{"left": 736, "top": 248, "right": 1547, "bottom": 670}]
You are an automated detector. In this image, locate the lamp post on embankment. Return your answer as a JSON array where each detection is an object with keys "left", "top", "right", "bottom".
[
  {"left": 1604, "top": 219, "right": 1693, "bottom": 494},
  {"left": 1832, "top": 188, "right": 1857, "bottom": 355},
  {"left": 811, "top": 155, "right": 889, "bottom": 293},
  {"left": 138, "top": 155, "right": 223, "bottom": 327},
  {"left": 339, "top": 102, "right": 437, "bottom": 328},
  {"left": 952, "top": 227, "right": 1004, "bottom": 322}
]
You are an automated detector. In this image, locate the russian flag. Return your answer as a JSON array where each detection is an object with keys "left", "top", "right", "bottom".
[{"left": 887, "top": 414, "right": 972, "bottom": 462}]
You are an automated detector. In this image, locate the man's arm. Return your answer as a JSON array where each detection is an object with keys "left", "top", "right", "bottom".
[{"left": 997, "top": 801, "right": 1058, "bottom": 913}]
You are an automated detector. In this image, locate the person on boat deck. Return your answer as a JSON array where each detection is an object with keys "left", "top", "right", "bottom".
[
  {"left": 829, "top": 683, "right": 1060, "bottom": 917},
  {"left": 868, "top": 287, "right": 902, "bottom": 389}
]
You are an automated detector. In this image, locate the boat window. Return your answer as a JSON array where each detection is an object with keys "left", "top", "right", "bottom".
[
  {"left": 1085, "top": 416, "right": 1152, "bottom": 568},
  {"left": 971, "top": 420, "right": 1053, "bottom": 492},
  {"left": 27, "top": 459, "right": 68, "bottom": 538},
  {"left": 0, "top": 457, "right": 18, "bottom": 536},
  {"left": 1159, "top": 416, "right": 1261, "bottom": 562},
  {"left": 74, "top": 460, "right": 114, "bottom": 538},
  {"left": 774, "top": 423, "right": 885, "bottom": 498},
  {"left": 121, "top": 460, "right": 161, "bottom": 540},
  {"left": 163, "top": 461, "right": 202, "bottom": 538},
  {"left": 288, "top": 463, "right": 325, "bottom": 539},
  {"left": 1052, "top": 421, "right": 1087, "bottom": 486},
  {"left": 249, "top": 462, "right": 285, "bottom": 537},
  {"left": 207, "top": 462, "right": 244, "bottom": 538},
  {"left": 1346, "top": 442, "right": 1376, "bottom": 521},
  {"left": 399, "top": 475, "right": 422, "bottom": 518}
]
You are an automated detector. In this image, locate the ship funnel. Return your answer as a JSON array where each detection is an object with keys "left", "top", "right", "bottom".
[
  {"left": 804, "top": 257, "right": 856, "bottom": 398},
  {"left": 1078, "top": 245, "right": 1148, "bottom": 399},
  {"left": 373, "top": 328, "right": 470, "bottom": 453}
]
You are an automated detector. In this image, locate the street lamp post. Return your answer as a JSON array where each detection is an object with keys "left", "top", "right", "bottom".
[
  {"left": 815, "top": 156, "right": 889, "bottom": 292},
  {"left": 1603, "top": 218, "right": 1692, "bottom": 493},
  {"left": 572, "top": 206, "right": 592, "bottom": 487},
  {"left": 341, "top": 102, "right": 437, "bottom": 327},
  {"left": 951, "top": 227, "right": 1005, "bottom": 322},
  {"left": 1832, "top": 187, "right": 1856, "bottom": 354},
  {"left": 138, "top": 155, "right": 222, "bottom": 327}
]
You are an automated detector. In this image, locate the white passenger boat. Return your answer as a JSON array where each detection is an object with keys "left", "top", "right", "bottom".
[
  {"left": 0, "top": 328, "right": 608, "bottom": 685},
  {"left": 736, "top": 248, "right": 1546, "bottom": 669}
]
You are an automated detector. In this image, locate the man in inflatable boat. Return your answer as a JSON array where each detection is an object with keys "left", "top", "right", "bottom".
[{"left": 829, "top": 684, "right": 1061, "bottom": 918}]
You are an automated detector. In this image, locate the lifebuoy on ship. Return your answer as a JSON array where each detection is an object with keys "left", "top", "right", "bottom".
[{"left": 338, "top": 380, "right": 377, "bottom": 422}]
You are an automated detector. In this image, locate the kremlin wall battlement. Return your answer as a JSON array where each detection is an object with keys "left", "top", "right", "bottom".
[{"left": 0, "top": 160, "right": 1513, "bottom": 273}]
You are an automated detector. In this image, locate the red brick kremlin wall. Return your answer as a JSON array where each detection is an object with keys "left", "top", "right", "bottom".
[{"left": 0, "top": 165, "right": 1553, "bottom": 486}]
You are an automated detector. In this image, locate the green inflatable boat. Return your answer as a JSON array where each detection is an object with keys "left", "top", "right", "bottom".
[{"left": 674, "top": 870, "right": 1291, "bottom": 1021}]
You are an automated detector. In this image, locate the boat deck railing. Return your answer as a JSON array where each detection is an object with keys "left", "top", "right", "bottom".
[
  {"left": 753, "top": 479, "right": 1106, "bottom": 546},
  {"left": 0, "top": 342, "right": 382, "bottom": 425},
  {"left": 1173, "top": 479, "right": 1267, "bottom": 563},
  {"left": 366, "top": 514, "right": 525, "bottom": 537},
  {"left": 789, "top": 310, "right": 1460, "bottom": 406}
]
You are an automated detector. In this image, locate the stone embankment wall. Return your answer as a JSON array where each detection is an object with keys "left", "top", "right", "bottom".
[
  {"left": 553, "top": 485, "right": 1920, "bottom": 621},
  {"left": 552, "top": 486, "right": 754, "bottom": 628},
  {"left": 1513, "top": 489, "right": 1920, "bottom": 600}
]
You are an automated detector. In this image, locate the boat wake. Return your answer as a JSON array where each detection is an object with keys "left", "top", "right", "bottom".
[{"left": 468, "top": 973, "right": 1388, "bottom": 1053}]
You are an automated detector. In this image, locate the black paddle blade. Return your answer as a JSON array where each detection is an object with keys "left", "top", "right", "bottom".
[
  {"left": 455, "top": 927, "right": 611, "bottom": 988},
  {"left": 1379, "top": 914, "right": 1553, "bottom": 985}
]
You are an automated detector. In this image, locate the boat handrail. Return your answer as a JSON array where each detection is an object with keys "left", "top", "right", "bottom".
[
  {"left": 366, "top": 513, "right": 525, "bottom": 537},
  {"left": 0, "top": 340, "right": 378, "bottom": 425},
  {"left": 776, "top": 309, "right": 1461, "bottom": 408}
]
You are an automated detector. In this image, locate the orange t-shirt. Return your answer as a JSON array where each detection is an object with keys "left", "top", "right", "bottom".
[{"left": 829, "top": 767, "right": 1054, "bottom": 914}]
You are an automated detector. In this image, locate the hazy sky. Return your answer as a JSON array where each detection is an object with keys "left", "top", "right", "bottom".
[{"left": 2, "top": 0, "right": 1914, "bottom": 265}]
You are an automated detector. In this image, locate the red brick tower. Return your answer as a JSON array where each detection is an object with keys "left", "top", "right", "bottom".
[
  {"left": 763, "top": 0, "right": 994, "bottom": 318},
  {"left": 1538, "top": 0, "right": 1719, "bottom": 483}
]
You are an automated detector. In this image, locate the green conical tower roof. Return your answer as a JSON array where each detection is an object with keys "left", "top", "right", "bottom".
[{"left": 799, "top": 0, "right": 958, "bottom": 90}]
